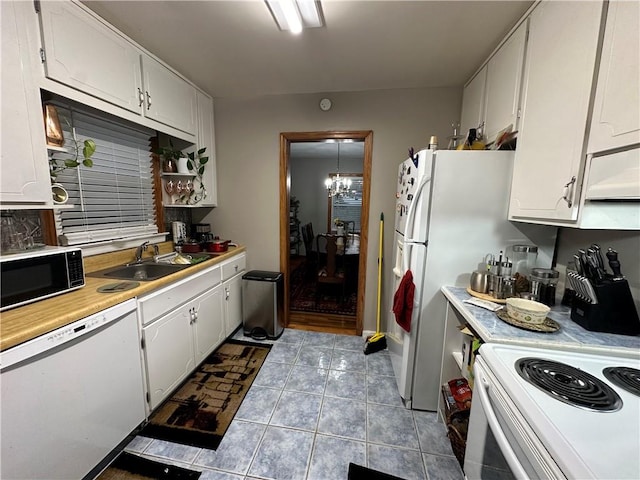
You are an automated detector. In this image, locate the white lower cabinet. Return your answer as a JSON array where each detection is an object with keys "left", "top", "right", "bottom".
[
  {"left": 223, "top": 272, "right": 243, "bottom": 337},
  {"left": 139, "top": 264, "right": 224, "bottom": 411},
  {"left": 221, "top": 253, "right": 247, "bottom": 337}
]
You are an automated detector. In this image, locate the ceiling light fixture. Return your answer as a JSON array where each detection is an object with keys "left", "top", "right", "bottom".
[
  {"left": 324, "top": 142, "right": 352, "bottom": 198},
  {"left": 265, "top": 0, "right": 324, "bottom": 34}
]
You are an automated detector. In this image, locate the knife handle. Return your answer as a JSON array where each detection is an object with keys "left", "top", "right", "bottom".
[{"left": 606, "top": 248, "right": 623, "bottom": 278}]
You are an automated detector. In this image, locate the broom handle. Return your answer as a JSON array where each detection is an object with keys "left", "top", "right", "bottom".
[{"left": 376, "top": 213, "right": 384, "bottom": 334}]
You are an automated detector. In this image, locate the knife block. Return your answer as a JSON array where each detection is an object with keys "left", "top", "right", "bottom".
[{"left": 570, "top": 279, "right": 640, "bottom": 335}]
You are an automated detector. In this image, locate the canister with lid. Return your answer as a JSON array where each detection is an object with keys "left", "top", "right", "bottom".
[
  {"left": 510, "top": 245, "right": 538, "bottom": 278},
  {"left": 530, "top": 268, "right": 559, "bottom": 306}
]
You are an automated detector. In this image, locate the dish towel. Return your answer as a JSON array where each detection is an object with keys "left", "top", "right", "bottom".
[{"left": 393, "top": 270, "right": 415, "bottom": 332}]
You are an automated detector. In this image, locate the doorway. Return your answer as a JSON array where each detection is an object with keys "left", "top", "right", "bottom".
[{"left": 279, "top": 131, "right": 373, "bottom": 335}]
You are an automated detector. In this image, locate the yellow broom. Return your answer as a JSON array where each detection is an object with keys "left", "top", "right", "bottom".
[{"left": 364, "top": 213, "right": 387, "bottom": 354}]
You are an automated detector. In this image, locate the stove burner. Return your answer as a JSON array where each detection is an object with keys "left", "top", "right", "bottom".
[
  {"left": 603, "top": 367, "right": 640, "bottom": 397},
  {"left": 517, "top": 358, "right": 622, "bottom": 412}
]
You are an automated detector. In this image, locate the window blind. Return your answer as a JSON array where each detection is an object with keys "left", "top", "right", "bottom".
[{"left": 52, "top": 104, "right": 157, "bottom": 246}]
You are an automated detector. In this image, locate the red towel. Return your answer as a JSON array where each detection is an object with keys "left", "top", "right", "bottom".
[{"left": 393, "top": 270, "right": 415, "bottom": 332}]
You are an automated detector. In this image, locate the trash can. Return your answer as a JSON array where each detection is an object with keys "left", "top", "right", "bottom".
[{"left": 242, "top": 270, "right": 284, "bottom": 340}]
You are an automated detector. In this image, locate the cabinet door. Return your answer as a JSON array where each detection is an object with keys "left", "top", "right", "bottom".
[
  {"left": 38, "top": 1, "right": 142, "bottom": 114},
  {"left": 223, "top": 273, "right": 244, "bottom": 337},
  {"left": 192, "top": 285, "right": 225, "bottom": 365},
  {"left": 509, "top": 1, "right": 603, "bottom": 222},
  {"left": 1, "top": 1, "right": 51, "bottom": 205},
  {"left": 588, "top": 1, "right": 640, "bottom": 153},
  {"left": 483, "top": 20, "right": 528, "bottom": 144},
  {"left": 460, "top": 66, "right": 487, "bottom": 139},
  {"left": 143, "top": 307, "right": 195, "bottom": 410},
  {"left": 141, "top": 55, "right": 197, "bottom": 135},
  {"left": 195, "top": 90, "right": 218, "bottom": 206}
]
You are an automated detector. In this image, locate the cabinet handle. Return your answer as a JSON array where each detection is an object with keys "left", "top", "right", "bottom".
[
  {"left": 145, "top": 91, "right": 152, "bottom": 110},
  {"left": 562, "top": 176, "right": 577, "bottom": 208},
  {"left": 137, "top": 88, "right": 144, "bottom": 107},
  {"left": 225, "top": 287, "right": 230, "bottom": 300}
]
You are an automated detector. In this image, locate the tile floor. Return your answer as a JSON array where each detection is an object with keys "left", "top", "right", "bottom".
[{"left": 124, "top": 329, "right": 465, "bottom": 480}]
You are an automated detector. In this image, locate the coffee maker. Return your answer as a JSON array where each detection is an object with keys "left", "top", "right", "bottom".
[{"left": 191, "top": 223, "right": 211, "bottom": 243}]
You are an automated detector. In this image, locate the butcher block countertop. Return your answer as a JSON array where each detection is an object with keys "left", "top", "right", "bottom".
[{"left": 0, "top": 243, "right": 246, "bottom": 351}]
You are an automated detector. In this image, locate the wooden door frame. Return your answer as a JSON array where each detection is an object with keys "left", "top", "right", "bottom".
[{"left": 279, "top": 130, "right": 373, "bottom": 336}]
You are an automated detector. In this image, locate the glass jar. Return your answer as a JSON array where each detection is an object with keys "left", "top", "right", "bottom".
[
  {"left": 510, "top": 245, "right": 538, "bottom": 278},
  {"left": 530, "top": 268, "right": 559, "bottom": 306}
]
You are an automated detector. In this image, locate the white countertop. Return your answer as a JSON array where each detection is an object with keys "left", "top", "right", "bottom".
[{"left": 441, "top": 286, "right": 640, "bottom": 358}]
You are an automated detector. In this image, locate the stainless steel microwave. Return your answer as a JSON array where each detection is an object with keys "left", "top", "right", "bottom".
[{"left": 1, "top": 246, "right": 85, "bottom": 311}]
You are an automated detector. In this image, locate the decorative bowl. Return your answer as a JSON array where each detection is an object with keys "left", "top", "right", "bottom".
[{"left": 505, "top": 297, "right": 550, "bottom": 325}]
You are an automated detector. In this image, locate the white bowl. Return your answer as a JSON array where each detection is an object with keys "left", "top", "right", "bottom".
[{"left": 505, "top": 298, "right": 550, "bottom": 325}]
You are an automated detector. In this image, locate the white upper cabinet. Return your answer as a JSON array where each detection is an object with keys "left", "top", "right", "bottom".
[
  {"left": 38, "top": 0, "right": 142, "bottom": 114},
  {"left": 141, "top": 55, "right": 197, "bottom": 135},
  {"left": 483, "top": 20, "right": 528, "bottom": 144},
  {"left": 195, "top": 90, "right": 218, "bottom": 207},
  {"left": 508, "top": 0, "right": 603, "bottom": 222},
  {"left": 460, "top": 67, "right": 487, "bottom": 139},
  {"left": 1, "top": 1, "right": 52, "bottom": 207},
  {"left": 587, "top": 0, "right": 640, "bottom": 154},
  {"left": 38, "top": 0, "right": 197, "bottom": 136}
]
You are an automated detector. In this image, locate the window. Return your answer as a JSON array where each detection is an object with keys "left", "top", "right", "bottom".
[
  {"left": 328, "top": 175, "right": 363, "bottom": 233},
  {"left": 51, "top": 103, "right": 157, "bottom": 246}
]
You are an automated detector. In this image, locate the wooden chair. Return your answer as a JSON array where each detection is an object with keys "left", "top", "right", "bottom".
[{"left": 316, "top": 233, "right": 347, "bottom": 304}]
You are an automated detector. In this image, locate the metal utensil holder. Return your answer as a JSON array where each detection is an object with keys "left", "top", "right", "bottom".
[{"left": 570, "top": 278, "right": 640, "bottom": 335}]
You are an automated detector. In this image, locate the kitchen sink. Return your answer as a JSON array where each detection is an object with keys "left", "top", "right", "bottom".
[{"left": 89, "top": 262, "right": 190, "bottom": 281}]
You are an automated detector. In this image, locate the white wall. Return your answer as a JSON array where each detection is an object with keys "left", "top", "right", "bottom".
[
  {"left": 203, "top": 87, "right": 462, "bottom": 333},
  {"left": 555, "top": 229, "right": 640, "bottom": 312}
]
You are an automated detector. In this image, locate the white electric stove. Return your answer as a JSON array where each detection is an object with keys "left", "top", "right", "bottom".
[{"left": 464, "top": 343, "right": 640, "bottom": 480}]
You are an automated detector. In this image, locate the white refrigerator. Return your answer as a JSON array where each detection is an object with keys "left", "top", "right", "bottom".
[{"left": 387, "top": 149, "right": 556, "bottom": 411}]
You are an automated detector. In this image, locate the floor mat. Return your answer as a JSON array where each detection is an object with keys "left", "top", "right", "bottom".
[
  {"left": 290, "top": 264, "right": 357, "bottom": 316},
  {"left": 96, "top": 452, "right": 201, "bottom": 479},
  {"left": 139, "top": 339, "right": 271, "bottom": 450}
]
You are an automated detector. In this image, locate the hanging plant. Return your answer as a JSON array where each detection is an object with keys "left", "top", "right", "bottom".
[
  {"left": 183, "top": 147, "right": 209, "bottom": 204},
  {"left": 49, "top": 137, "right": 96, "bottom": 182}
]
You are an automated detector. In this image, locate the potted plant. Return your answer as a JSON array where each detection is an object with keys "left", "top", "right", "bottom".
[{"left": 157, "top": 140, "right": 185, "bottom": 173}]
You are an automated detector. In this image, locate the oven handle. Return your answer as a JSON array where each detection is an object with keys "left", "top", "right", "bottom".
[{"left": 476, "top": 366, "right": 530, "bottom": 480}]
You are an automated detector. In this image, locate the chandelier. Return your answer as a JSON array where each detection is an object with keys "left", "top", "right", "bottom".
[{"left": 324, "top": 142, "right": 352, "bottom": 197}]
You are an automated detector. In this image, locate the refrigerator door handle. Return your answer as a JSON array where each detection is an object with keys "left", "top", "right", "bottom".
[{"left": 404, "top": 176, "right": 431, "bottom": 243}]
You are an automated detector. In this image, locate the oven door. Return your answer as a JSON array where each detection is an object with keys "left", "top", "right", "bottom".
[{"left": 464, "top": 358, "right": 566, "bottom": 480}]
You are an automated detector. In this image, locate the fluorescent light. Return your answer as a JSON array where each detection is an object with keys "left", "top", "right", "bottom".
[{"left": 265, "top": 0, "right": 324, "bottom": 33}]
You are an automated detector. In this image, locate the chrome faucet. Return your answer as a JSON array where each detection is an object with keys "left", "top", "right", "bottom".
[{"left": 134, "top": 241, "right": 150, "bottom": 263}]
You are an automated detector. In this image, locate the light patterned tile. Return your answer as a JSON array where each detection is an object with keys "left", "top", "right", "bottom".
[
  {"left": 366, "top": 351, "right": 394, "bottom": 376},
  {"left": 334, "top": 334, "right": 366, "bottom": 351},
  {"left": 247, "top": 426, "right": 314, "bottom": 479},
  {"left": 367, "top": 374, "right": 404, "bottom": 406},
  {"left": 194, "top": 420, "right": 265, "bottom": 475},
  {"left": 423, "top": 453, "right": 465, "bottom": 480},
  {"left": 277, "top": 328, "right": 307, "bottom": 344},
  {"left": 368, "top": 443, "right": 426, "bottom": 480},
  {"left": 325, "top": 369, "right": 366, "bottom": 399},
  {"left": 144, "top": 438, "right": 201, "bottom": 463},
  {"left": 413, "top": 410, "right": 455, "bottom": 455},
  {"left": 270, "top": 390, "right": 322, "bottom": 431},
  {"left": 284, "top": 365, "right": 328, "bottom": 394},
  {"left": 317, "top": 396, "right": 366, "bottom": 440},
  {"left": 302, "top": 331, "right": 336, "bottom": 348},
  {"left": 367, "top": 403, "right": 420, "bottom": 450},
  {"left": 234, "top": 386, "right": 281, "bottom": 423},
  {"left": 330, "top": 348, "right": 366, "bottom": 372},
  {"left": 253, "top": 361, "right": 292, "bottom": 389},
  {"left": 307, "top": 434, "right": 366, "bottom": 480},
  {"left": 296, "top": 346, "right": 333, "bottom": 369},
  {"left": 265, "top": 342, "right": 300, "bottom": 364}
]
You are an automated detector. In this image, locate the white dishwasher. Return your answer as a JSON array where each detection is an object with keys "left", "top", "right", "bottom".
[{"left": 1, "top": 299, "right": 146, "bottom": 480}]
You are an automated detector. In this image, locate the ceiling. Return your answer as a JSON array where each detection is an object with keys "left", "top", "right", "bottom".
[{"left": 81, "top": 0, "right": 534, "bottom": 99}]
